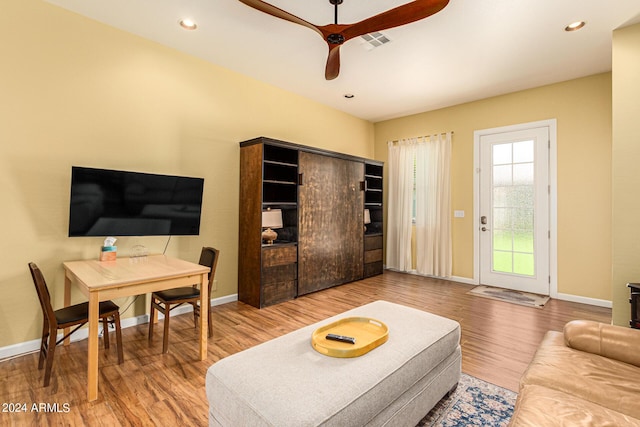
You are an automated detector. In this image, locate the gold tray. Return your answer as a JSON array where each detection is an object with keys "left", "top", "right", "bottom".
[{"left": 311, "top": 317, "right": 389, "bottom": 358}]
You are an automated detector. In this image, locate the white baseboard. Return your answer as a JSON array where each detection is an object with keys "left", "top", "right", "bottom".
[
  {"left": 555, "top": 292, "right": 612, "bottom": 308},
  {"left": 154, "top": 293, "right": 238, "bottom": 319},
  {"left": 0, "top": 314, "right": 149, "bottom": 362},
  {"left": 0, "top": 294, "right": 238, "bottom": 362},
  {"left": 385, "top": 269, "right": 611, "bottom": 308},
  {"left": 449, "top": 275, "right": 477, "bottom": 286},
  {"left": 451, "top": 277, "right": 612, "bottom": 308},
  {"left": 385, "top": 268, "right": 477, "bottom": 286}
]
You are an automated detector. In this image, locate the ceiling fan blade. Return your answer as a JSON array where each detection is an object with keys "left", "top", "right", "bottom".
[
  {"left": 342, "top": 0, "right": 450, "bottom": 41},
  {"left": 237, "top": 0, "right": 323, "bottom": 38},
  {"left": 238, "top": 0, "right": 450, "bottom": 81},
  {"left": 325, "top": 46, "right": 341, "bottom": 80}
]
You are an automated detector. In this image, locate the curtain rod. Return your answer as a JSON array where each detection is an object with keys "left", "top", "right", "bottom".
[{"left": 388, "top": 131, "right": 454, "bottom": 144}]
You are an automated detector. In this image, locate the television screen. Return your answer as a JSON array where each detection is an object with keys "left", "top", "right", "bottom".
[{"left": 68, "top": 166, "right": 204, "bottom": 237}]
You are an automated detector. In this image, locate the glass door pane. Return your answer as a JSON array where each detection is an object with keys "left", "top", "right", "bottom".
[{"left": 491, "top": 140, "right": 535, "bottom": 276}]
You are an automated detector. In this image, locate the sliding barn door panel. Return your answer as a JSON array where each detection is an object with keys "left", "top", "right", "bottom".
[{"left": 298, "top": 152, "right": 364, "bottom": 295}]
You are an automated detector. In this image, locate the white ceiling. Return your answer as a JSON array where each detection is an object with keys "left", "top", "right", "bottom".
[{"left": 45, "top": 0, "right": 640, "bottom": 122}]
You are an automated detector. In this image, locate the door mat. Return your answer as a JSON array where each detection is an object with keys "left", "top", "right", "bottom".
[
  {"left": 417, "top": 373, "right": 516, "bottom": 426},
  {"left": 467, "top": 285, "right": 549, "bottom": 308}
]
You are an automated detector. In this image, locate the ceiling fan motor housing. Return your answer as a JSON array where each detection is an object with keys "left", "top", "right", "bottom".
[{"left": 327, "top": 33, "right": 345, "bottom": 44}]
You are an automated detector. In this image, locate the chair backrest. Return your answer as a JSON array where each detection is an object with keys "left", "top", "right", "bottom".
[
  {"left": 28, "top": 262, "right": 57, "bottom": 329},
  {"left": 198, "top": 247, "right": 220, "bottom": 296}
]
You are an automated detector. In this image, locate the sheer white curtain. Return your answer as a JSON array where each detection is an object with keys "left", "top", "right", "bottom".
[
  {"left": 387, "top": 133, "right": 452, "bottom": 278},
  {"left": 386, "top": 140, "right": 416, "bottom": 271},
  {"left": 415, "top": 133, "right": 452, "bottom": 277}
]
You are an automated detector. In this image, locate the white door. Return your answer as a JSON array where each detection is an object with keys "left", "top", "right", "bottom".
[{"left": 479, "top": 126, "right": 550, "bottom": 295}]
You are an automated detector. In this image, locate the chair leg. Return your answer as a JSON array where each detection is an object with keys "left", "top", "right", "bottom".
[
  {"left": 191, "top": 301, "right": 213, "bottom": 338},
  {"left": 148, "top": 298, "right": 156, "bottom": 341},
  {"left": 208, "top": 303, "right": 213, "bottom": 338},
  {"left": 162, "top": 304, "right": 171, "bottom": 354},
  {"left": 43, "top": 330, "right": 57, "bottom": 387},
  {"left": 102, "top": 317, "right": 110, "bottom": 349},
  {"left": 38, "top": 325, "right": 48, "bottom": 370},
  {"left": 113, "top": 312, "right": 124, "bottom": 364},
  {"left": 192, "top": 304, "right": 198, "bottom": 328}
]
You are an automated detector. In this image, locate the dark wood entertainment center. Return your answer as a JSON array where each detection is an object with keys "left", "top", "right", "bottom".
[
  {"left": 628, "top": 282, "right": 640, "bottom": 328},
  {"left": 238, "top": 137, "right": 384, "bottom": 308}
]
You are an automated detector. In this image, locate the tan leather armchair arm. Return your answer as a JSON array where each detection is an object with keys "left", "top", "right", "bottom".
[{"left": 564, "top": 320, "right": 640, "bottom": 367}]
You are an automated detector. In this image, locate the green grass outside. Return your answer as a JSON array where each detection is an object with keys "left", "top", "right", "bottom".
[{"left": 492, "top": 230, "right": 535, "bottom": 276}]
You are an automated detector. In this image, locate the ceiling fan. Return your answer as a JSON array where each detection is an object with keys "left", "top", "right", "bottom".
[{"left": 238, "top": 0, "right": 450, "bottom": 80}]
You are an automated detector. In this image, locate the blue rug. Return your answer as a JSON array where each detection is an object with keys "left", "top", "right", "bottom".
[{"left": 418, "top": 373, "right": 517, "bottom": 426}]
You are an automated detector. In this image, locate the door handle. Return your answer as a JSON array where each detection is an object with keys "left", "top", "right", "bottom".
[{"left": 481, "top": 226, "right": 489, "bottom": 232}]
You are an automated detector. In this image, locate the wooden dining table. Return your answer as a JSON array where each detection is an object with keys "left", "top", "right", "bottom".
[{"left": 63, "top": 254, "right": 210, "bottom": 401}]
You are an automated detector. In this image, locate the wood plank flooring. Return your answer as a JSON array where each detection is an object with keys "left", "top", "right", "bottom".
[{"left": 0, "top": 271, "right": 611, "bottom": 426}]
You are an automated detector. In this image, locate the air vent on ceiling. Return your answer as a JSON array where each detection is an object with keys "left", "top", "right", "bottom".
[{"left": 361, "top": 32, "right": 391, "bottom": 51}]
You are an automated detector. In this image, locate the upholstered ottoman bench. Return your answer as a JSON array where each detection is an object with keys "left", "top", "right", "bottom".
[{"left": 205, "top": 300, "right": 461, "bottom": 426}]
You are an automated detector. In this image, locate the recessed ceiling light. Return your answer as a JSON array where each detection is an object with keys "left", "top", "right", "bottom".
[
  {"left": 179, "top": 19, "right": 198, "bottom": 30},
  {"left": 344, "top": 94, "right": 355, "bottom": 99},
  {"left": 564, "top": 21, "right": 586, "bottom": 32}
]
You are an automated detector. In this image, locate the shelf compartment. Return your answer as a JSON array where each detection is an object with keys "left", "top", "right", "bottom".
[
  {"left": 263, "top": 182, "right": 297, "bottom": 204},
  {"left": 365, "top": 163, "right": 383, "bottom": 178},
  {"left": 365, "top": 177, "right": 382, "bottom": 191},
  {"left": 264, "top": 144, "right": 298, "bottom": 166},
  {"left": 264, "top": 162, "right": 298, "bottom": 184},
  {"left": 365, "top": 192, "right": 383, "bottom": 205}
]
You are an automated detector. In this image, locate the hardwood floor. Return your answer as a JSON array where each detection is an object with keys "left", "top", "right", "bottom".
[{"left": 0, "top": 271, "right": 611, "bottom": 426}]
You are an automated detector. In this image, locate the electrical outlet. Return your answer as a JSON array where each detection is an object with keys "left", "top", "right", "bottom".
[{"left": 212, "top": 279, "right": 218, "bottom": 292}]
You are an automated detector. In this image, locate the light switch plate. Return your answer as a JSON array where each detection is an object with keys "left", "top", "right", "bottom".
[{"left": 454, "top": 210, "right": 465, "bottom": 218}]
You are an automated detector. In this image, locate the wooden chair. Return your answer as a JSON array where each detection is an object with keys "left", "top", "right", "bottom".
[
  {"left": 28, "top": 262, "right": 124, "bottom": 387},
  {"left": 149, "top": 247, "right": 220, "bottom": 353}
]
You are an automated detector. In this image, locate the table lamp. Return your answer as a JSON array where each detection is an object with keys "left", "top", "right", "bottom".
[
  {"left": 262, "top": 209, "right": 283, "bottom": 244},
  {"left": 364, "top": 209, "right": 371, "bottom": 232}
]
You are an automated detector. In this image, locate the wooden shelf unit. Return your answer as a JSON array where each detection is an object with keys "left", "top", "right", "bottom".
[
  {"left": 363, "top": 162, "right": 384, "bottom": 277},
  {"left": 238, "top": 140, "right": 299, "bottom": 308},
  {"left": 238, "top": 137, "right": 384, "bottom": 308}
]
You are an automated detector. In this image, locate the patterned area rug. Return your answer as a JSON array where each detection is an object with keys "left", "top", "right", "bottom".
[
  {"left": 467, "top": 285, "right": 549, "bottom": 308},
  {"left": 417, "top": 373, "right": 517, "bottom": 426}
]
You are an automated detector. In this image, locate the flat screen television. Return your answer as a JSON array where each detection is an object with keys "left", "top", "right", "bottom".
[{"left": 68, "top": 166, "right": 204, "bottom": 237}]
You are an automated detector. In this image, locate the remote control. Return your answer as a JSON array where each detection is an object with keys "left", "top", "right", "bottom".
[{"left": 326, "top": 333, "right": 356, "bottom": 344}]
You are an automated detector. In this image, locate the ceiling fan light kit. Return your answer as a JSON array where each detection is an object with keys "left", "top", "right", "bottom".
[{"left": 238, "top": 0, "right": 450, "bottom": 80}]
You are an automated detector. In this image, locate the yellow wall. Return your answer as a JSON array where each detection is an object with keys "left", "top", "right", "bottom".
[
  {"left": 374, "top": 74, "right": 612, "bottom": 301},
  {"left": 0, "top": 0, "right": 374, "bottom": 348},
  {"left": 1, "top": 0, "right": 623, "bottom": 350},
  {"left": 612, "top": 23, "right": 640, "bottom": 326}
]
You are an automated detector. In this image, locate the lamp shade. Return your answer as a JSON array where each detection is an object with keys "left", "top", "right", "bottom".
[
  {"left": 262, "top": 209, "right": 283, "bottom": 229},
  {"left": 364, "top": 209, "right": 371, "bottom": 225}
]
